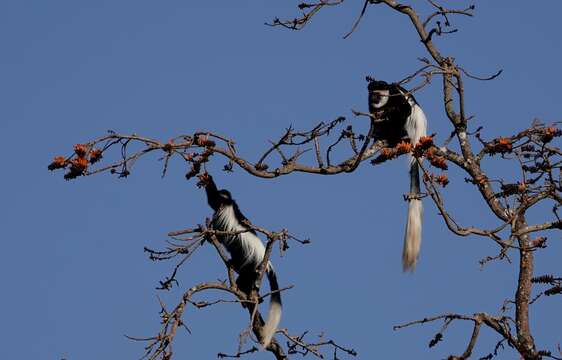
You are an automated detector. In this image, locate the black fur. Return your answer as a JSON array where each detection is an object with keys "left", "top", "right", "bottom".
[
  {"left": 368, "top": 80, "right": 413, "bottom": 145},
  {"left": 367, "top": 78, "right": 427, "bottom": 271},
  {"left": 203, "top": 175, "right": 282, "bottom": 346}
]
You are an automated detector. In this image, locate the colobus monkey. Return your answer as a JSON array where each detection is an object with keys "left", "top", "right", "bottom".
[
  {"left": 204, "top": 175, "right": 281, "bottom": 348},
  {"left": 368, "top": 78, "right": 428, "bottom": 272}
]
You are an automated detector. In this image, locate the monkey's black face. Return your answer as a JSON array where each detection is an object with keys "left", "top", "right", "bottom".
[
  {"left": 368, "top": 80, "right": 391, "bottom": 110},
  {"left": 369, "top": 90, "right": 390, "bottom": 109}
]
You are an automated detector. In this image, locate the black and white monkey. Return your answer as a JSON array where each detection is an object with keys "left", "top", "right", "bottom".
[
  {"left": 367, "top": 78, "right": 428, "bottom": 271},
  {"left": 203, "top": 174, "right": 281, "bottom": 348}
]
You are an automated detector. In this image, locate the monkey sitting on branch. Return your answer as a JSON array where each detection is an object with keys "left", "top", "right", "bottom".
[{"left": 367, "top": 77, "right": 428, "bottom": 271}]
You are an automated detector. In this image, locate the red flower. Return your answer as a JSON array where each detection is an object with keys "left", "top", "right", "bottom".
[
  {"left": 381, "top": 147, "right": 397, "bottom": 159},
  {"left": 89, "top": 149, "right": 103, "bottom": 164},
  {"left": 497, "top": 137, "right": 512, "bottom": 152},
  {"left": 413, "top": 136, "right": 434, "bottom": 157},
  {"left": 73, "top": 144, "right": 88, "bottom": 157},
  {"left": 418, "top": 136, "right": 434, "bottom": 148},
  {"left": 71, "top": 157, "right": 89, "bottom": 170},
  {"left": 430, "top": 156, "right": 448, "bottom": 170},
  {"left": 48, "top": 156, "right": 67, "bottom": 170},
  {"left": 542, "top": 127, "right": 561, "bottom": 143},
  {"left": 395, "top": 141, "right": 413, "bottom": 155},
  {"left": 64, "top": 157, "right": 89, "bottom": 180},
  {"left": 436, "top": 174, "right": 449, "bottom": 187}
]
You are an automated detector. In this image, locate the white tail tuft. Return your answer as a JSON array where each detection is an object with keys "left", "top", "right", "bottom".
[
  {"left": 261, "top": 300, "right": 282, "bottom": 348},
  {"left": 403, "top": 198, "right": 422, "bottom": 271},
  {"left": 261, "top": 266, "right": 282, "bottom": 348},
  {"left": 403, "top": 98, "right": 426, "bottom": 272}
]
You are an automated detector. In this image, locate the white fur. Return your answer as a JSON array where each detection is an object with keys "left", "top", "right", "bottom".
[
  {"left": 371, "top": 90, "right": 390, "bottom": 108},
  {"left": 402, "top": 96, "right": 427, "bottom": 272},
  {"left": 262, "top": 301, "right": 281, "bottom": 348},
  {"left": 261, "top": 268, "right": 282, "bottom": 348},
  {"left": 215, "top": 205, "right": 265, "bottom": 268},
  {"left": 405, "top": 101, "right": 428, "bottom": 153},
  {"left": 403, "top": 198, "right": 422, "bottom": 271},
  {"left": 214, "top": 205, "right": 281, "bottom": 348}
]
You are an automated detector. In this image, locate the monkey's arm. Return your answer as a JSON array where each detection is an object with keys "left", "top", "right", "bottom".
[{"left": 204, "top": 174, "right": 222, "bottom": 211}]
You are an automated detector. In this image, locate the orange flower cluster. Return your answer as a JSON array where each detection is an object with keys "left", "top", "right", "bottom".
[
  {"left": 73, "top": 144, "right": 88, "bottom": 157},
  {"left": 413, "top": 135, "right": 434, "bottom": 158},
  {"left": 395, "top": 141, "right": 413, "bottom": 155},
  {"left": 541, "top": 126, "right": 561, "bottom": 143},
  {"left": 486, "top": 137, "right": 512, "bottom": 155},
  {"left": 423, "top": 173, "right": 449, "bottom": 187},
  {"left": 424, "top": 147, "right": 448, "bottom": 170},
  {"left": 71, "top": 157, "right": 89, "bottom": 170},
  {"left": 89, "top": 149, "right": 103, "bottom": 164},
  {"left": 531, "top": 236, "right": 546, "bottom": 248},
  {"left": 381, "top": 147, "right": 397, "bottom": 158},
  {"left": 436, "top": 174, "right": 449, "bottom": 187},
  {"left": 418, "top": 136, "right": 434, "bottom": 147},
  {"left": 498, "top": 182, "right": 527, "bottom": 198},
  {"left": 430, "top": 156, "right": 448, "bottom": 170},
  {"left": 49, "top": 143, "right": 104, "bottom": 180},
  {"left": 371, "top": 147, "right": 398, "bottom": 164},
  {"left": 48, "top": 156, "right": 67, "bottom": 170},
  {"left": 372, "top": 137, "right": 436, "bottom": 165},
  {"left": 498, "top": 137, "right": 512, "bottom": 152},
  {"left": 64, "top": 148, "right": 91, "bottom": 180}
]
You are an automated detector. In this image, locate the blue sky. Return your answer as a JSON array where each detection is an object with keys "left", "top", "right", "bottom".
[{"left": 1, "top": 1, "right": 561, "bottom": 359}]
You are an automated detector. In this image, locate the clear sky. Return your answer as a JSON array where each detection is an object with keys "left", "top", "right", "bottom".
[{"left": 1, "top": 1, "right": 560, "bottom": 359}]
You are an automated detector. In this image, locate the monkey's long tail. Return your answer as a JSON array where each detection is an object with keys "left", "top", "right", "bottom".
[
  {"left": 403, "top": 161, "right": 423, "bottom": 271},
  {"left": 261, "top": 264, "right": 282, "bottom": 348},
  {"left": 403, "top": 102, "right": 427, "bottom": 272}
]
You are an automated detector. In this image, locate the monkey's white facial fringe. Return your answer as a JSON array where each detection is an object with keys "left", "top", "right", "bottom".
[
  {"left": 370, "top": 90, "right": 390, "bottom": 109},
  {"left": 403, "top": 198, "right": 422, "bottom": 272}
]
